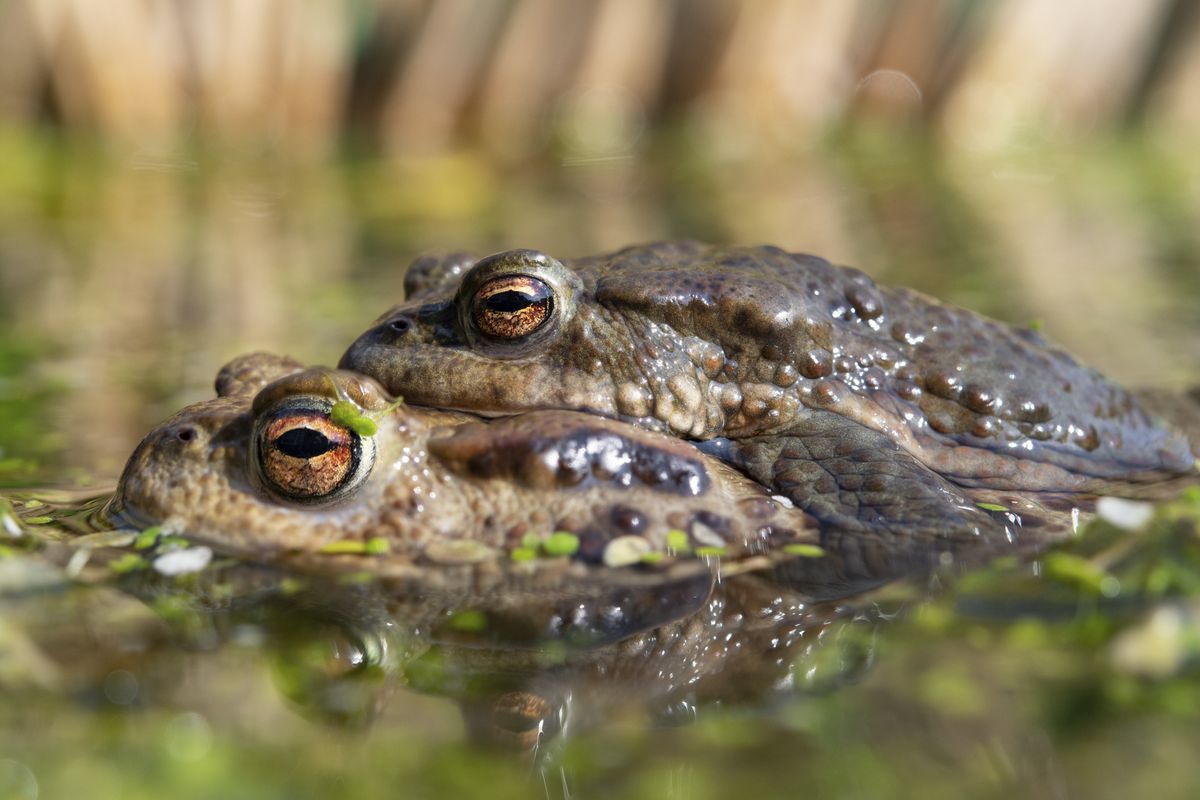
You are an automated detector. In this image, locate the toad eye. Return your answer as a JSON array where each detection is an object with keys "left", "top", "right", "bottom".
[
  {"left": 471, "top": 275, "right": 554, "bottom": 340},
  {"left": 254, "top": 403, "right": 375, "bottom": 503}
]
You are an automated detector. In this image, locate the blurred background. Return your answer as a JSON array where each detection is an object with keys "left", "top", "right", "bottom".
[{"left": 1, "top": 0, "right": 1200, "bottom": 481}]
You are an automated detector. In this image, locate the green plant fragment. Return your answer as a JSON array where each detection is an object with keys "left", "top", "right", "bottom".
[
  {"left": 510, "top": 547, "right": 537, "bottom": 562},
  {"left": 666, "top": 529, "right": 690, "bottom": 550},
  {"left": 783, "top": 543, "right": 825, "bottom": 558},
  {"left": 329, "top": 400, "right": 360, "bottom": 427},
  {"left": 134, "top": 526, "right": 162, "bottom": 550},
  {"left": 319, "top": 540, "right": 369, "bottom": 555},
  {"left": 364, "top": 537, "right": 390, "bottom": 555},
  {"left": 543, "top": 531, "right": 580, "bottom": 557},
  {"left": 346, "top": 415, "right": 378, "bottom": 437},
  {"left": 447, "top": 609, "right": 487, "bottom": 633},
  {"left": 109, "top": 553, "right": 147, "bottom": 573}
]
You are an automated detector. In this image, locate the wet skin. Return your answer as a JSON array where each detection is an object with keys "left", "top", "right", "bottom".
[
  {"left": 107, "top": 353, "right": 1079, "bottom": 599},
  {"left": 109, "top": 352, "right": 824, "bottom": 582},
  {"left": 341, "top": 242, "right": 1200, "bottom": 538}
]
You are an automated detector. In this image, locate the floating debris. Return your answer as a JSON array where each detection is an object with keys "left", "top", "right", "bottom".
[
  {"left": 364, "top": 537, "right": 390, "bottom": 555},
  {"left": 71, "top": 530, "right": 137, "bottom": 550},
  {"left": 330, "top": 400, "right": 378, "bottom": 437},
  {"left": 134, "top": 525, "right": 162, "bottom": 550},
  {"left": 783, "top": 543, "right": 825, "bottom": 558},
  {"left": 109, "top": 553, "right": 148, "bottom": 574},
  {"left": 603, "top": 535, "right": 651, "bottom": 567},
  {"left": 425, "top": 539, "right": 497, "bottom": 564},
  {"left": 666, "top": 529, "right": 690, "bottom": 552},
  {"left": 318, "top": 538, "right": 388, "bottom": 556},
  {"left": 153, "top": 546, "right": 213, "bottom": 576},
  {"left": 691, "top": 523, "right": 724, "bottom": 548},
  {"left": 1096, "top": 497, "right": 1155, "bottom": 531},
  {"left": 542, "top": 531, "right": 580, "bottom": 557},
  {"left": 0, "top": 500, "right": 22, "bottom": 537}
]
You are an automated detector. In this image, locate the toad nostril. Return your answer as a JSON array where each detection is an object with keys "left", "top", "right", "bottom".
[
  {"left": 176, "top": 427, "right": 197, "bottom": 442},
  {"left": 389, "top": 317, "right": 412, "bottom": 334}
]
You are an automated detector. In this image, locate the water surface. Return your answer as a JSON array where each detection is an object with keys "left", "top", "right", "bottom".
[{"left": 3, "top": 133, "right": 1200, "bottom": 798}]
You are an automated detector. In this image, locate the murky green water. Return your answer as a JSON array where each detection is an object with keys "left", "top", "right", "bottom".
[{"left": 3, "top": 130, "right": 1200, "bottom": 798}]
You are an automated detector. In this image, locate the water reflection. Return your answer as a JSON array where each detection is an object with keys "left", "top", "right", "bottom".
[
  {"left": 6, "top": 482, "right": 1200, "bottom": 797},
  {"left": 2, "top": 480, "right": 1085, "bottom": 760}
]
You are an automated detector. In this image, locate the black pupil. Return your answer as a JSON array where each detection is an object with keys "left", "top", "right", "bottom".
[
  {"left": 486, "top": 290, "right": 542, "bottom": 313},
  {"left": 275, "top": 427, "right": 335, "bottom": 459}
]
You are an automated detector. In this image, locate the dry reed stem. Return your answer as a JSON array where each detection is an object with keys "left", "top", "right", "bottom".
[{"left": 1, "top": 0, "right": 1197, "bottom": 154}]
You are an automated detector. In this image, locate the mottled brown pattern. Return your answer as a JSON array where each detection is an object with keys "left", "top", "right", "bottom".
[
  {"left": 111, "top": 354, "right": 819, "bottom": 570},
  {"left": 341, "top": 242, "right": 1200, "bottom": 511},
  {"left": 109, "top": 353, "right": 1109, "bottom": 599}
]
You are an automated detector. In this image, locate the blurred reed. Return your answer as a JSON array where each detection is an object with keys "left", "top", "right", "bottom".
[{"left": 1, "top": 0, "right": 1199, "bottom": 157}]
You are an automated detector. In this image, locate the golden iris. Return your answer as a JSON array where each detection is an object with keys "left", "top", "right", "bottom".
[
  {"left": 257, "top": 411, "right": 360, "bottom": 500},
  {"left": 472, "top": 275, "right": 554, "bottom": 340}
]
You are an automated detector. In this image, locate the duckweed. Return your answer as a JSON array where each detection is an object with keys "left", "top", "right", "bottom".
[
  {"left": 108, "top": 553, "right": 147, "bottom": 573},
  {"left": 364, "top": 537, "right": 390, "bottom": 555},
  {"left": 158, "top": 534, "right": 190, "bottom": 550},
  {"left": 326, "top": 374, "right": 406, "bottom": 438},
  {"left": 319, "top": 539, "right": 385, "bottom": 555},
  {"left": 783, "top": 543, "right": 825, "bottom": 558},
  {"left": 694, "top": 545, "right": 726, "bottom": 557},
  {"left": 666, "top": 529, "right": 690, "bottom": 551},
  {"left": 512, "top": 531, "right": 581, "bottom": 558},
  {"left": 543, "top": 531, "right": 580, "bottom": 557},
  {"left": 509, "top": 547, "right": 537, "bottom": 562},
  {"left": 133, "top": 525, "right": 162, "bottom": 549},
  {"left": 975, "top": 502, "right": 1009, "bottom": 513},
  {"left": 330, "top": 401, "right": 378, "bottom": 437}
]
